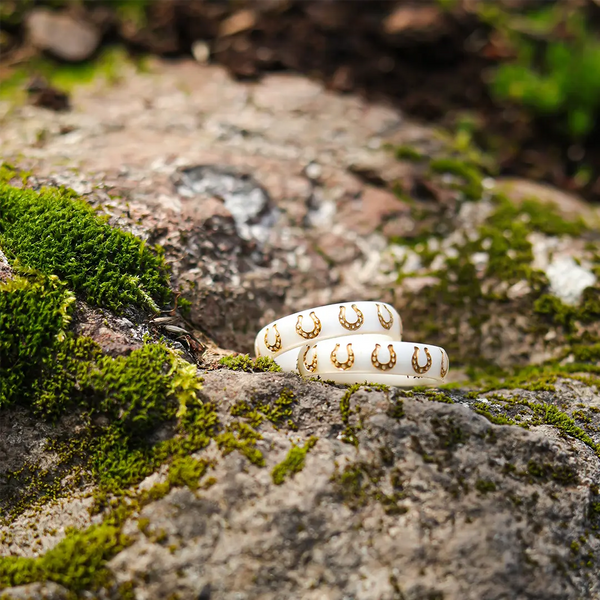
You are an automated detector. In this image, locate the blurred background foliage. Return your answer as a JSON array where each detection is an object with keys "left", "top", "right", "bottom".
[
  {"left": 2, "top": 0, "right": 600, "bottom": 200},
  {"left": 484, "top": 2, "right": 600, "bottom": 139}
]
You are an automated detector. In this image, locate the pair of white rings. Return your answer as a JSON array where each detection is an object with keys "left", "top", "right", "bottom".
[{"left": 255, "top": 301, "right": 449, "bottom": 387}]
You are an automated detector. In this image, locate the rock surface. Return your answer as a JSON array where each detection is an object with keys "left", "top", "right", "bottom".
[
  {"left": 25, "top": 9, "right": 100, "bottom": 62},
  {"left": 1, "top": 58, "right": 600, "bottom": 600}
]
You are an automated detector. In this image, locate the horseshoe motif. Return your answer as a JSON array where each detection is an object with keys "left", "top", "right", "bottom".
[
  {"left": 330, "top": 343, "right": 355, "bottom": 371},
  {"left": 376, "top": 303, "right": 394, "bottom": 330},
  {"left": 440, "top": 349, "right": 449, "bottom": 379},
  {"left": 371, "top": 343, "right": 397, "bottom": 371},
  {"left": 301, "top": 345, "right": 318, "bottom": 372},
  {"left": 264, "top": 324, "right": 282, "bottom": 353},
  {"left": 296, "top": 311, "right": 322, "bottom": 340},
  {"left": 339, "top": 303, "right": 364, "bottom": 331},
  {"left": 411, "top": 346, "right": 432, "bottom": 375}
]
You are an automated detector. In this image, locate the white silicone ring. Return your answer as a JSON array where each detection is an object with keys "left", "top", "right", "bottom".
[
  {"left": 271, "top": 348, "right": 301, "bottom": 372},
  {"left": 296, "top": 334, "right": 449, "bottom": 387},
  {"left": 255, "top": 301, "right": 402, "bottom": 359}
]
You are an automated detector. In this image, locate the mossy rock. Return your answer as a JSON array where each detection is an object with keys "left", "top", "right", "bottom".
[{"left": 0, "top": 179, "right": 171, "bottom": 314}]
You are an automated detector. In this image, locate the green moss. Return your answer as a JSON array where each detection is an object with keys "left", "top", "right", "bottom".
[
  {"left": 177, "top": 296, "right": 192, "bottom": 317},
  {"left": 431, "top": 416, "right": 468, "bottom": 449},
  {"left": 571, "top": 540, "right": 581, "bottom": 554},
  {"left": 0, "top": 46, "right": 144, "bottom": 102},
  {"left": 71, "top": 344, "right": 183, "bottom": 433},
  {"left": 219, "top": 354, "right": 281, "bottom": 373},
  {"left": 398, "top": 189, "right": 595, "bottom": 368},
  {"left": 0, "top": 182, "right": 171, "bottom": 313},
  {"left": 167, "top": 456, "right": 210, "bottom": 491},
  {"left": 137, "top": 517, "right": 151, "bottom": 535},
  {"left": 0, "top": 167, "right": 276, "bottom": 593},
  {"left": 589, "top": 501, "right": 600, "bottom": 520},
  {"left": 475, "top": 479, "right": 497, "bottom": 494},
  {"left": 526, "top": 459, "right": 578, "bottom": 485},
  {"left": 534, "top": 287, "right": 600, "bottom": 333},
  {"left": 0, "top": 163, "right": 30, "bottom": 185},
  {"left": 473, "top": 402, "right": 516, "bottom": 425},
  {"left": 0, "top": 272, "right": 74, "bottom": 408},
  {"left": 333, "top": 461, "right": 408, "bottom": 515},
  {"left": 1, "top": 320, "right": 208, "bottom": 518},
  {"left": 216, "top": 422, "right": 265, "bottom": 467},
  {"left": 230, "top": 387, "right": 297, "bottom": 430},
  {"left": 429, "top": 157, "right": 484, "bottom": 200},
  {"left": 1, "top": 442, "right": 214, "bottom": 595},
  {"left": 486, "top": 4, "right": 600, "bottom": 138},
  {"left": 271, "top": 437, "right": 318, "bottom": 485},
  {"left": 425, "top": 390, "right": 455, "bottom": 404},
  {"left": 395, "top": 145, "right": 425, "bottom": 162},
  {"left": 0, "top": 522, "right": 129, "bottom": 592},
  {"left": 480, "top": 195, "right": 552, "bottom": 286},
  {"left": 335, "top": 464, "right": 377, "bottom": 509},
  {"left": 387, "top": 398, "right": 405, "bottom": 419},
  {"left": 467, "top": 361, "right": 600, "bottom": 395},
  {"left": 470, "top": 391, "right": 600, "bottom": 458},
  {"left": 339, "top": 383, "right": 364, "bottom": 446},
  {"left": 490, "top": 195, "right": 585, "bottom": 238}
]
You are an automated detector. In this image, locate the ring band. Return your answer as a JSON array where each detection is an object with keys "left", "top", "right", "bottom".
[
  {"left": 296, "top": 334, "right": 449, "bottom": 387},
  {"left": 255, "top": 301, "right": 402, "bottom": 360}
]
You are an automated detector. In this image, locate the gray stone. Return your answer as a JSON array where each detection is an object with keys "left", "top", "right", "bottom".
[
  {"left": 26, "top": 9, "right": 100, "bottom": 62},
  {"left": 0, "top": 582, "right": 70, "bottom": 599}
]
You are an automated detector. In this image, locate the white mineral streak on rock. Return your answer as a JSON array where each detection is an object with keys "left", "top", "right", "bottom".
[
  {"left": 177, "top": 166, "right": 278, "bottom": 244},
  {"left": 456, "top": 197, "right": 495, "bottom": 228},
  {"left": 530, "top": 232, "right": 560, "bottom": 271},
  {"left": 388, "top": 245, "right": 422, "bottom": 273},
  {"left": 471, "top": 251, "right": 489, "bottom": 274},
  {"left": 546, "top": 256, "right": 596, "bottom": 306},
  {"left": 530, "top": 232, "right": 596, "bottom": 305},
  {"left": 506, "top": 280, "right": 531, "bottom": 300},
  {"left": 0, "top": 247, "right": 12, "bottom": 282}
]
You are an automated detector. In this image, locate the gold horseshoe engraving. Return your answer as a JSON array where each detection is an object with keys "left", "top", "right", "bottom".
[
  {"left": 411, "top": 346, "right": 432, "bottom": 375},
  {"left": 371, "top": 343, "right": 397, "bottom": 371},
  {"left": 301, "top": 345, "right": 318, "bottom": 372},
  {"left": 339, "top": 303, "right": 364, "bottom": 331},
  {"left": 296, "top": 311, "right": 322, "bottom": 340},
  {"left": 376, "top": 303, "right": 394, "bottom": 330},
  {"left": 264, "top": 324, "right": 282, "bottom": 352},
  {"left": 440, "top": 349, "right": 449, "bottom": 379},
  {"left": 330, "top": 343, "right": 355, "bottom": 371}
]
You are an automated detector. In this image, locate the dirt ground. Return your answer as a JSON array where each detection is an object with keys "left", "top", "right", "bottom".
[{"left": 2, "top": 0, "right": 600, "bottom": 201}]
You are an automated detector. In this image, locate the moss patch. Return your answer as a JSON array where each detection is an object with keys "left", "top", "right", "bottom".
[
  {"left": 0, "top": 176, "right": 214, "bottom": 523},
  {"left": 0, "top": 521, "right": 129, "bottom": 592},
  {"left": 219, "top": 354, "right": 281, "bottom": 373},
  {"left": 429, "top": 157, "right": 484, "bottom": 200},
  {"left": 167, "top": 456, "right": 210, "bottom": 492},
  {"left": 333, "top": 460, "right": 408, "bottom": 515},
  {"left": 475, "top": 478, "right": 497, "bottom": 494},
  {"left": 0, "top": 173, "right": 290, "bottom": 594},
  {"left": 0, "top": 272, "right": 74, "bottom": 408},
  {"left": 230, "top": 387, "right": 297, "bottom": 431},
  {"left": 471, "top": 392, "right": 600, "bottom": 458},
  {"left": 0, "top": 181, "right": 171, "bottom": 313},
  {"left": 0, "top": 45, "right": 146, "bottom": 103},
  {"left": 397, "top": 189, "right": 596, "bottom": 369},
  {"left": 271, "top": 437, "right": 318, "bottom": 485},
  {"left": 217, "top": 422, "right": 265, "bottom": 467}
]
